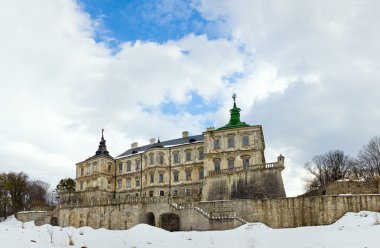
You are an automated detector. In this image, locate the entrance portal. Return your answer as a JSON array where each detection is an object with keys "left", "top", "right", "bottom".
[
  {"left": 145, "top": 212, "right": 155, "bottom": 226},
  {"left": 160, "top": 213, "right": 180, "bottom": 231}
]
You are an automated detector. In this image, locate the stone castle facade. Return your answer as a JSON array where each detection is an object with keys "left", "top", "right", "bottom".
[
  {"left": 54, "top": 96, "right": 380, "bottom": 231},
  {"left": 57, "top": 97, "right": 287, "bottom": 230}
]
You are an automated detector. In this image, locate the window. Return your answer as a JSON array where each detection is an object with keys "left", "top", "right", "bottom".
[
  {"left": 214, "top": 139, "right": 220, "bottom": 149},
  {"left": 108, "top": 163, "right": 112, "bottom": 172},
  {"left": 118, "top": 163, "right": 123, "bottom": 173},
  {"left": 80, "top": 182, "right": 83, "bottom": 190},
  {"left": 150, "top": 174, "right": 154, "bottom": 183},
  {"left": 80, "top": 167, "right": 84, "bottom": 176},
  {"left": 173, "top": 171, "right": 179, "bottom": 182},
  {"left": 117, "top": 179, "right": 122, "bottom": 189},
  {"left": 149, "top": 154, "right": 154, "bottom": 165},
  {"left": 173, "top": 189, "right": 178, "bottom": 197},
  {"left": 242, "top": 136, "right": 249, "bottom": 146},
  {"left": 199, "top": 168, "right": 204, "bottom": 179},
  {"left": 126, "top": 178, "right": 131, "bottom": 188},
  {"left": 185, "top": 150, "right": 192, "bottom": 161},
  {"left": 159, "top": 173, "right": 164, "bottom": 183},
  {"left": 160, "top": 190, "right": 165, "bottom": 196},
  {"left": 173, "top": 153, "right": 179, "bottom": 163},
  {"left": 228, "top": 158, "right": 235, "bottom": 170},
  {"left": 159, "top": 154, "right": 164, "bottom": 164},
  {"left": 135, "top": 177, "right": 140, "bottom": 187},
  {"left": 126, "top": 161, "right": 131, "bottom": 171},
  {"left": 198, "top": 187, "right": 203, "bottom": 195},
  {"left": 185, "top": 170, "right": 192, "bottom": 181},
  {"left": 243, "top": 158, "right": 250, "bottom": 169},
  {"left": 135, "top": 160, "right": 140, "bottom": 171},
  {"left": 149, "top": 191, "right": 154, "bottom": 197},
  {"left": 186, "top": 188, "right": 191, "bottom": 196},
  {"left": 227, "top": 136, "right": 235, "bottom": 148},
  {"left": 198, "top": 149, "right": 204, "bottom": 160},
  {"left": 107, "top": 180, "right": 111, "bottom": 189},
  {"left": 214, "top": 160, "right": 221, "bottom": 171}
]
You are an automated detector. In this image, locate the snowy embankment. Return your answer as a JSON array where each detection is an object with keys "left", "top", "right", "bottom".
[{"left": 1, "top": 211, "right": 379, "bottom": 248}]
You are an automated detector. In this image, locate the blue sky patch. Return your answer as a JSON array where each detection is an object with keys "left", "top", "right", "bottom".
[
  {"left": 79, "top": 0, "right": 223, "bottom": 45},
  {"left": 160, "top": 91, "right": 220, "bottom": 116}
]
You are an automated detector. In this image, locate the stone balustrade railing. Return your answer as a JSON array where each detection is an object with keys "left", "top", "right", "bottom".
[{"left": 208, "top": 162, "right": 280, "bottom": 177}]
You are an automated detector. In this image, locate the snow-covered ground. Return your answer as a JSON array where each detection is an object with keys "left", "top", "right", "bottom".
[{"left": 1, "top": 211, "right": 379, "bottom": 248}]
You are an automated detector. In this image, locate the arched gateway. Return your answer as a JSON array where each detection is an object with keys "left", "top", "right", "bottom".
[{"left": 160, "top": 213, "right": 180, "bottom": 232}]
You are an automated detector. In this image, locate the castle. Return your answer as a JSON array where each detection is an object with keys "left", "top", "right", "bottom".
[{"left": 54, "top": 96, "right": 380, "bottom": 231}]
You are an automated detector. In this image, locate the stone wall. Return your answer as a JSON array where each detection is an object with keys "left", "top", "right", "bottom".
[
  {"left": 202, "top": 166, "right": 286, "bottom": 201},
  {"left": 16, "top": 211, "right": 52, "bottom": 225},
  {"left": 303, "top": 180, "right": 380, "bottom": 197},
  {"left": 56, "top": 194, "right": 380, "bottom": 231}
]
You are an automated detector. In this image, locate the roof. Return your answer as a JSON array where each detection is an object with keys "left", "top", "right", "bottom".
[{"left": 116, "top": 134, "right": 204, "bottom": 158}]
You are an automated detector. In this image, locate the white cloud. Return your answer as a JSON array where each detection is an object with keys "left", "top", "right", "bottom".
[
  {"left": 1, "top": 0, "right": 379, "bottom": 197},
  {"left": 196, "top": 0, "right": 380, "bottom": 195},
  {"left": 0, "top": 1, "right": 244, "bottom": 188}
]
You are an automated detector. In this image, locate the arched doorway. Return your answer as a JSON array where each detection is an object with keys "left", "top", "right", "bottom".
[
  {"left": 145, "top": 212, "right": 155, "bottom": 226},
  {"left": 160, "top": 213, "right": 180, "bottom": 232}
]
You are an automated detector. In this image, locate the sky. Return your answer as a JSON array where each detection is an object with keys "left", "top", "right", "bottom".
[{"left": 0, "top": 0, "right": 379, "bottom": 196}]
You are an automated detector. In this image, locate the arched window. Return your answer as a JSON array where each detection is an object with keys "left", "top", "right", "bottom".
[
  {"left": 214, "top": 139, "right": 220, "bottom": 149},
  {"left": 227, "top": 136, "right": 235, "bottom": 148},
  {"left": 198, "top": 148, "right": 204, "bottom": 160},
  {"left": 126, "top": 161, "right": 132, "bottom": 171},
  {"left": 228, "top": 158, "right": 235, "bottom": 170},
  {"left": 159, "top": 153, "right": 164, "bottom": 164},
  {"left": 118, "top": 163, "right": 123, "bottom": 173},
  {"left": 173, "top": 171, "right": 179, "bottom": 182},
  {"left": 242, "top": 156, "right": 250, "bottom": 169},
  {"left": 149, "top": 153, "right": 154, "bottom": 165},
  {"left": 199, "top": 168, "right": 204, "bottom": 179},
  {"left": 185, "top": 150, "right": 192, "bottom": 161},
  {"left": 185, "top": 170, "right": 192, "bottom": 181},
  {"left": 214, "top": 159, "right": 221, "bottom": 171},
  {"left": 173, "top": 152, "right": 180, "bottom": 164}
]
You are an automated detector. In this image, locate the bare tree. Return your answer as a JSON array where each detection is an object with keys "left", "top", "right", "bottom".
[
  {"left": 357, "top": 136, "right": 380, "bottom": 180},
  {"left": 1, "top": 172, "right": 29, "bottom": 213},
  {"left": 304, "top": 149, "right": 354, "bottom": 191},
  {"left": 47, "top": 226, "right": 54, "bottom": 243},
  {"left": 26, "top": 180, "right": 49, "bottom": 208}
]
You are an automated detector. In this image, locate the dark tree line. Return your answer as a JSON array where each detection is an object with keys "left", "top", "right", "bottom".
[
  {"left": 304, "top": 136, "right": 380, "bottom": 192},
  {"left": 0, "top": 172, "right": 50, "bottom": 217}
]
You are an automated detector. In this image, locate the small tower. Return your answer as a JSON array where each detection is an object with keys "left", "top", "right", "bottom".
[{"left": 95, "top": 129, "right": 110, "bottom": 156}]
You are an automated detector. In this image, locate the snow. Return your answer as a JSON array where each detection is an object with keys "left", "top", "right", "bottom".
[{"left": 1, "top": 211, "right": 380, "bottom": 248}]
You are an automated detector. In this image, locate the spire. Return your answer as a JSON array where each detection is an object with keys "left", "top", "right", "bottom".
[
  {"left": 217, "top": 93, "right": 250, "bottom": 130},
  {"left": 95, "top": 129, "right": 110, "bottom": 156}
]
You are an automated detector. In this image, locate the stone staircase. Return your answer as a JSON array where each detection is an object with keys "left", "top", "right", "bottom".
[{"left": 169, "top": 201, "right": 247, "bottom": 224}]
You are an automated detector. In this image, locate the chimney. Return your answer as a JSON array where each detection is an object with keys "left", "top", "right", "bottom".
[
  {"left": 182, "top": 131, "right": 189, "bottom": 138},
  {"left": 206, "top": 127, "right": 215, "bottom": 131},
  {"left": 150, "top": 138, "right": 156, "bottom": 144},
  {"left": 131, "top": 142, "right": 138, "bottom": 149}
]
